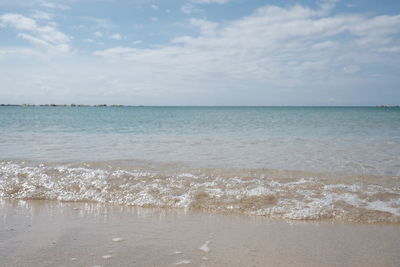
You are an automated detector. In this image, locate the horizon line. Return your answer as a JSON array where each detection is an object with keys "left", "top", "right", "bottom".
[{"left": 1, "top": 104, "right": 399, "bottom": 108}]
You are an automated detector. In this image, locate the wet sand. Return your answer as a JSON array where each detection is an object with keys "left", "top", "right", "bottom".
[{"left": 0, "top": 200, "right": 399, "bottom": 267}]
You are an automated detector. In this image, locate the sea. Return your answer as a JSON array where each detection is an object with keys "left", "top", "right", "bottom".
[{"left": 0, "top": 106, "right": 399, "bottom": 223}]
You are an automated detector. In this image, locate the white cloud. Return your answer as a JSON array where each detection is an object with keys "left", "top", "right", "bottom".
[
  {"left": 93, "top": 46, "right": 137, "bottom": 57},
  {"left": 82, "top": 16, "right": 115, "bottom": 30},
  {"left": 189, "top": 19, "right": 218, "bottom": 35},
  {"left": 0, "top": 13, "right": 37, "bottom": 31},
  {"left": 181, "top": 4, "right": 201, "bottom": 14},
  {"left": 1, "top": 3, "right": 400, "bottom": 105},
  {"left": 31, "top": 10, "right": 54, "bottom": 20},
  {"left": 181, "top": 0, "right": 235, "bottom": 14},
  {"left": 0, "top": 13, "right": 71, "bottom": 52},
  {"left": 312, "top": 41, "right": 339, "bottom": 50},
  {"left": 151, "top": 4, "right": 159, "bottom": 10},
  {"left": 149, "top": 17, "right": 159, "bottom": 22},
  {"left": 94, "top": 31, "right": 103, "bottom": 37},
  {"left": 317, "top": 0, "right": 339, "bottom": 14},
  {"left": 0, "top": 47, "right": 40, "bottom": 59},
  {"left": 92, "top": 3, "right": 400, "bottom": 99},
  {"left": 18, "top": 33, "right": 53, "bottom": 48},
  {"left": 110, "top": 33, "right": 123, "bottom": 40},
  {"left": 37, "top": 0, "right": 70, "bottom": 10},
  {"left": 349, "top": 15, "right": 400, "bottom": 46},
  {"left": 343, "top": 65, "right": 360, "bottom": 74},
  {"left": 378, "top": 46, "right": 400, "bottom": 53},
  {"left": 193, "top": 0, "right": 232, "bottom": 4}
]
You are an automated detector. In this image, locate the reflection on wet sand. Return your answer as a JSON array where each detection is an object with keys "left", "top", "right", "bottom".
[{"left": 1, "top": 199, "right": 400, "bottom": 267}]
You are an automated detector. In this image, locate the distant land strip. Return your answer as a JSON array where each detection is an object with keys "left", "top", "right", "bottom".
[
  {"left": 0, "top": 104, "right": 399, "bottom": 108},
  {"left": 0, "top": 104, "right": 124, "bottom": 107}
]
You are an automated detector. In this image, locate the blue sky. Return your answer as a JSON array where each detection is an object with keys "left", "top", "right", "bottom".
[{"left": 0, "top": 0, "right": 399, "bottom": 105}]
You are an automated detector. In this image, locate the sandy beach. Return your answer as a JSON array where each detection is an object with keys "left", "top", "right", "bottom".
[
  {"left": 1, "top": 199, "right": 399, "bottom": 267},
  {"left": 1, "top": 0, "right": 400, "bottom": 264}
]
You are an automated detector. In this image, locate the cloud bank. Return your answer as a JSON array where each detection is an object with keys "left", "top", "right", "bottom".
[{"left": 0, "top": 1, "right": 399, "bottom": 105}]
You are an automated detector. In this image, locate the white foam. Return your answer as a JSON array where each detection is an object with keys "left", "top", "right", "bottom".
[
  {"left": 324, "top": 184, "right": 362, "bottom": 192},
  {"left": 199, "top": 241, "right": 210, "bottom": 253},
  {"left": 112, "top": 237, "right": 123, "bottom": 242},
  {"left": 1, "top": 160, "right": 399, "bottom": 223},
  {"left": 367, "top": 200, "right": 400, "bottom": 216},
  {"left": 177, "top": 173, "right": 197, "bottom": 178},
  {"left": 175, "top": 260, "right": 191, "bottom": 265},
  {"left": 102, "top": 255, "right": 113, "bottom": 259},
  {"left": 245, "top": 186, "right": 270, "bottom": 196}
]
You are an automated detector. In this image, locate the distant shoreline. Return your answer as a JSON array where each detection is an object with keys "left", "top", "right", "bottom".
[
  {"left": 0, "top": 104, "right": 399, "bottom": 108},
  {"left": 0, "top": 104, "right": 124, "bottom": 107}
]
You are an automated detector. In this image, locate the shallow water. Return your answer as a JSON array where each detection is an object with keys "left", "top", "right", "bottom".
[
  {"left": 1, "top": 200, "right": 400, "bottom": 267},
  {"left": 1, "top": 160, "right": 399, "bottom": 223},
  {"left": 0, "top": 106, "right": 399, "bottom": 222}
]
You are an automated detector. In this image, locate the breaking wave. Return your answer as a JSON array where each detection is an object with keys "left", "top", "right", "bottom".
[{"left": 1, "top": 160, "right": 399, "bottom": 223}]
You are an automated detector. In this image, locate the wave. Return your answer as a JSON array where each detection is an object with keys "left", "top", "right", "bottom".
[{"left": 0, "top": 160, "right": 399, "bottom": 223}]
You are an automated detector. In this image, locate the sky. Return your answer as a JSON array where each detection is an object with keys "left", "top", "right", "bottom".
[{"left": 0, "top": 0, "right": 399, "bottom": 106}]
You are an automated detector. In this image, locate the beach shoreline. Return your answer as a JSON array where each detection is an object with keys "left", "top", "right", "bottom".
[{"left": 1, "top": 199, "right": 399, "bottom": 267}]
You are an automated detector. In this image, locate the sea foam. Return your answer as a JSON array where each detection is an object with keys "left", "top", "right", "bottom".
[{"left": 0, "top": 160, "right": 399, "bottom": 223}]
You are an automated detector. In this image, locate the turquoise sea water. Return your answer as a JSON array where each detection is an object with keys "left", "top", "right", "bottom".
[
  {"left": 1, "top": 106, "right": 399, "bottom": 174},
  {"left": 1, "top": 106, "right": 400, "bottom": 137},
  {"left": 1, "top": 106, "right": 399, "bottom": 222}
]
